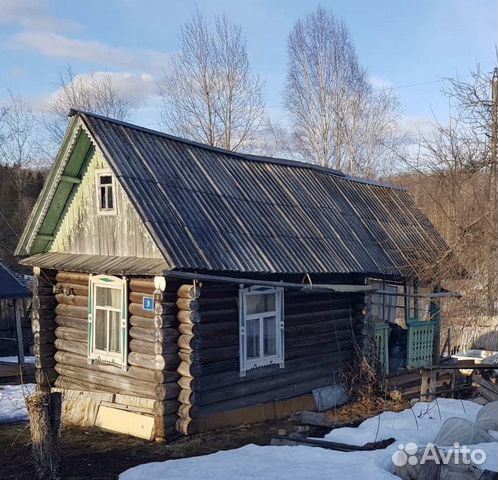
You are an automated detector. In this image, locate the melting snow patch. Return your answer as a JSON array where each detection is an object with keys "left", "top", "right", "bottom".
[
  {"left": 120, "top": 399, "right": 498, "bottom": 480},
  {"left": 0, "top": 383, "right": 35, "bottom": 423}
]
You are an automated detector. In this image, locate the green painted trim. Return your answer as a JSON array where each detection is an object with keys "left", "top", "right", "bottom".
[
  {"left": 15, "top": 117, "right": 82, "bottom": 257},
  {"left": 36, "top": 234, "right": 54, "bottom": 241},
  {"left": 60, "top": 175, "right": 81, "bottom": 184},
  {"left": 15, "top": 119, "right": 94, "bottom": 257}
]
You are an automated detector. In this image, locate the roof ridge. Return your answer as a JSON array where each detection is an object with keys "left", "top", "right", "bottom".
[{"left": 71, "top": 109, "right": 406, "bottom": 192}]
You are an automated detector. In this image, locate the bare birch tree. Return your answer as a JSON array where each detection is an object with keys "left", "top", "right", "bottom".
[
  {"left": 158, "top": 11, "right": 265, "bottom": 151},
  {"left": 0, "top": 92, "right": 47, "bottom": 265},
  {"left": 43, "top": 66, "right": 131, "bottom": 145},
  {"left": 284, "top": 6, "right": 400, "bottom": 175}
]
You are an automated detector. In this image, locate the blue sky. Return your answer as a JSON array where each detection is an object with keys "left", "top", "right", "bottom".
[{"left": 0, "top": 0, "right": 496, "bottom": 136}]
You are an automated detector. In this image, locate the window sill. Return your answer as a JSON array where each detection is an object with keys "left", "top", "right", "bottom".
[
  {"left": 240, "top": 358, "right": 284, "bottom": 377},
  {"left": 89, "top": 354, "right": 126, "bottom": 369}
]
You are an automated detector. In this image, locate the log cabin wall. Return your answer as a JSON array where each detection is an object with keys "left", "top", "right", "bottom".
[
  {"left": 50, "top": 271, "right": 180, "bottom": 441},
  {"left": 32, "top": 268, "right": 58, "bottom": 391},
  {"left": 175, "top": 283, "right": 201, "bottom": 436},
  {"left": 175, "top": 281, "right": 365, "bottom": 433}
]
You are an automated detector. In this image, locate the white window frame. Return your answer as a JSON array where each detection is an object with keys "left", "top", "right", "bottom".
[
  {"left": 88, "top": 274, "right": 128, "bottom": 369},
  {"left": 239, "top": 285, "right": 284, "bottom": 376},
  {"left": 95, "top": 169, "right": 117, "bottom": 215}
]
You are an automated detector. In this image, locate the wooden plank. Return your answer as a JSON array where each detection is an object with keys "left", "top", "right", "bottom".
[
  {"left": 14, "top": 298, "right": 25, "bottom": 364},
  {"left": 271, "top": 436, "right": 395, "bottom": 451},
  {"left": 95, "top": 406, "right": 155, "bottom": 440}
]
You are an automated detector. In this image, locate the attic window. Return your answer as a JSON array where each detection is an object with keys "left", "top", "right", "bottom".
[{"left": 96, "top": 170, "right": 116, "bottom": 214}]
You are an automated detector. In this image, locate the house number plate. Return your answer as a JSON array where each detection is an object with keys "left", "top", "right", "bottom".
[{"left": 143, "top": 296, "right": 154, "bottom": 312}]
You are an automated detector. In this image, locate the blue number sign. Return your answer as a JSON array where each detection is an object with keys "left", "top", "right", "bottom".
[{"left": 143, "top": 296, "right": 154, "bottom": 312}]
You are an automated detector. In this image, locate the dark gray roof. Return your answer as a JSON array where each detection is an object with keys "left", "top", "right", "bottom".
[
  {"left": 0, "top": 263, "right": 30, "bottom": 298},
  {"left": 74, "top": 110, "right": 448, "bottom": 278},
  {"left": 20, "top": 252, "right": 169, "bottom": 276}
]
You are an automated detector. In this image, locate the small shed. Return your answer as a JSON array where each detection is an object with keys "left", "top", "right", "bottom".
[
  {"left": 15, "top": 110, "right": 451, "bottom": 441},
  {"left": 0, "top": 262, "right": 31, "bottom": 363}
]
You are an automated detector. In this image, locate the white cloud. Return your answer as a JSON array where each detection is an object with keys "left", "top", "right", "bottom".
[
  {"left": 39, "top": 71, "right": 158, "bottom": 110},
  {"left": 0, "top": 0, "right": 82, "bottom": 32},
  {"left": 399, "top": 114, "right": 436, "bottom": 144},
  {"left": 10, "top": 31, "right": 170, "bottom": 72},
  {"left": 370, "top": 75, "right": 393, "bottom": 90}
]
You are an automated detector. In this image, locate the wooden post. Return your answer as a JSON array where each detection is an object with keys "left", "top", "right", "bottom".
[
  {"left": 420, "top": 369, "right": 437, "bottom": 402},
  {"left": 14, "top": 298, "right": 25, "bottom": 364},
  {"left": 447, "top": 327, "right": 451, "bottom": 357},
  {"left": 26, "top": 391, "right": 62, "bottom": 480}
]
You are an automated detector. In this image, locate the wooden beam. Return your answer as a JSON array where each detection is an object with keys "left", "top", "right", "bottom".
[
  {"left": 36, "top": 234, "right": 55, "bottom": 241},
  {"left": 60, "top": 175, "right": 81, "bottom": 184},
  {"left": 14, "top": 298, "right": 25, "bottom": 364},
  {"left": 164, "top": 271, "right": 375, "bottom": 293}
]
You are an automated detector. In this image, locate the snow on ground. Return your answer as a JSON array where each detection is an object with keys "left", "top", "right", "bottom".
[
  {"left": 0, "top": 383, "right": 35, "bottom": 423},
  {"left": 120, "top": 399, "right": 498, "bottom": 480},
  {"left": 0, "top": 355, "right": 35, "bottom": 364}
]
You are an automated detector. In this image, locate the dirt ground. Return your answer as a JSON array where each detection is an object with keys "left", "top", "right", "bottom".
[
  {"left": 0, "top": 398, "right": 407, "bottom": 480},
  {"left": 0, "top": 418, "right": 297, "bottom": 480}
]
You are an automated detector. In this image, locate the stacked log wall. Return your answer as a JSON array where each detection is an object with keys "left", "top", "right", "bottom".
[
  {"left": 194, "top": 283, "right": 365, "bottom": 417},
  {"left": 51, "top": 272, "right": 180, "bottom": 441},
  {"left": 32, "top": 268, "right": 58, "bottom": 391},
  {"left": 175, "top": 283, "right": 201, "bottom": 436}
]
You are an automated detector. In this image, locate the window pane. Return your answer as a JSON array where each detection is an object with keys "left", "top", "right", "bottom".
[
  {"left": 247, "top": 292, "right": 276, "bottom": 315},
  {"left": 95, "top": 309, "right": 107, "bottom": 350},
  {"left": 246, "top": 318, "right": 260, "bottom": 359},
  {"left": 107, "top": 186, "right": 114, "bottom": 209},
  {"left": 100, "top": 175, "right": 112, "bottom": 185},
  {"left": 109, "top": 311, "right": 121, "bottom": 353},
  {"left": 263, "top": 316, "right": 277, "bottom": 356},
  {"left": 95, "top": 286, "right": 121, "bottom": 308},
  {"left": 100, "top": 186, "right": 107, "bottom": 209}
]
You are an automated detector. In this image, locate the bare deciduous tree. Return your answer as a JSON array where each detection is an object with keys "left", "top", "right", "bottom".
[
  {"left": 159, "top": 11, "right": 265, "bottom": 151},
  {"left": 43, "top": 66, "right": 131, "bottom": 145},
  {"left": 395, "top": 68, "right": 496, "bottom": 331},
  {"left": 284, "top": 6, "right": 400, "bottom": 175},
  {"left": 0, "top": 92, "right": 47, "bottom": 265}
]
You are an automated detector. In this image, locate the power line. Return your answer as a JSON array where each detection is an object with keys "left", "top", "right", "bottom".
[
  {"left": 389, "top": 74, "right": 475, "bottom": 90},
  {"left": 264, "top": 74, "right": 478, "bottom": 110}
]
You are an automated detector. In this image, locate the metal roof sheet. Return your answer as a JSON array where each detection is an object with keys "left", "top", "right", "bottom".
[
  {"left": 33, "top": 110, "right": 450, "bottom": 278},
  {"left": 0, "top": 263, "right": 30, "bottom": 298},
  {"left": 20, "top": 253, "right": 169, "bottom": 276}
]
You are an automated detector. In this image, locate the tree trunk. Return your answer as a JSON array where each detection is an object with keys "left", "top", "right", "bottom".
[{"left": 26, "top": 391, "right": 62, "bottom": 480}]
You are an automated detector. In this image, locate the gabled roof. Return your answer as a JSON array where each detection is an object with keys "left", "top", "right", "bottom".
[
  {"left": 0, "top": 263, "right": 30, "bottom": 298},
  {"left": 17, "top": 110, "right": 450, "bottom": 278}
]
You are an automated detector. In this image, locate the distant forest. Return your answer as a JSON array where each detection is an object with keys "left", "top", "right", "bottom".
[{"left": 0, "top": 165, "right": 46, "bottom": 270}]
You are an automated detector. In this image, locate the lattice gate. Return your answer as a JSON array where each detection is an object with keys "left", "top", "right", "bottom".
[
  {"left": 374, "top": 323, "right": 390, "bottom": 374},
  {"left": 406, "top": 319, "right": 436, "bottom": 368}
]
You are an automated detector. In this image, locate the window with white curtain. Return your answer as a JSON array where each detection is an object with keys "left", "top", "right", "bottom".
[
  {"left": 239, "top": 286, "right": 284, "bottom": 376},
  {"left": 369, "top": 280, "right": 399, "bottom": 324},
  {"left": 88, "top": 275, "right": 127, "bottom": 368}
]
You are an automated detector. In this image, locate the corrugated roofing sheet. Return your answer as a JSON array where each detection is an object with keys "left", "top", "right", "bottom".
[
  {"left": 0, "top": 263, "right": 30, "bottom": 298},
  {"left": 74, "top": 110, "right": 448, "bottom": 278},
  {"left": 20, "top": 252, "right": 169, "bottom": 276}
]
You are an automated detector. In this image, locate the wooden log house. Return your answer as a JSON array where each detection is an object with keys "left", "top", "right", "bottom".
[{"left": 15, "top": 110, "right": 451, "bottom": 441}]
